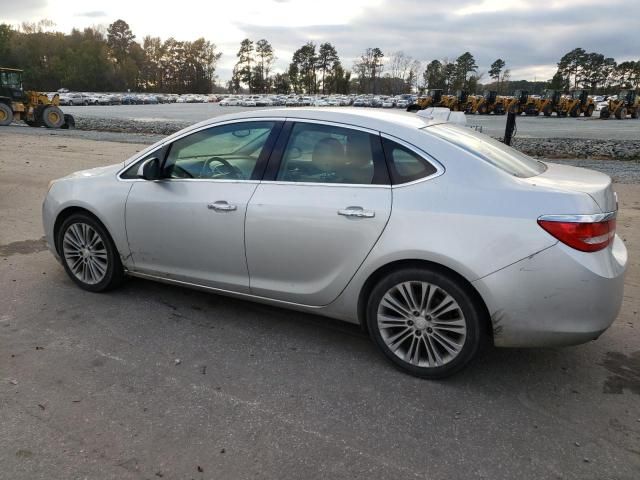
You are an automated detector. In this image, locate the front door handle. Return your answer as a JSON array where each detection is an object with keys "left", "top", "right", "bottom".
[
  {"left": 338, "top": 206, "right": 375, "bottom": 218},
  {"left": 208, "top": 201, "right": 237, "bottom": 212}
]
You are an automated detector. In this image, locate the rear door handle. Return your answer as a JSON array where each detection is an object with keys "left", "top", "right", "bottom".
[
  {"left": 338, "top": 206, "right": 375, "bottom": 218},
  {"left": 208, "top": 201, "right": 237, "bottom": 212}
]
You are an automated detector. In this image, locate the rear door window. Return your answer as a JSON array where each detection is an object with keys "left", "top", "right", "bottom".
[{"left": 276, "top": 122, "right": 388, "bottom": 185}]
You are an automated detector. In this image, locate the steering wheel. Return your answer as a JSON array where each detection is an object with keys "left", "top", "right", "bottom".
[
  {"left": 170, "top": 164, "right": 194, "bottom": 178},
  {"left": 204, "top": 156, "right": 243, "bottom": 179}
]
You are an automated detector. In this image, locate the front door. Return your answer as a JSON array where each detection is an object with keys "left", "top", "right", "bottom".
[
  {"left": 125, "top": 120, "right": 281, "bottom": 292},
  {"left": 245, "top": 120, "right": 392, "bottom": 305}
]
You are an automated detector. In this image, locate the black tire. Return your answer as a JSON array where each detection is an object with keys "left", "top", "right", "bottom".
[
  {"left": 570, "top": 106, "right": 579, "bottom": 117},
  {"left": 478, "top": 104, "right": 488, "bottom": 114},
  {"left": 61, "top": 114, "right": 75, "bottom": 129},
  {"left": 56, "top": 212, "right": 125, "bottom": 292},
  {"left": 543, "top": 105, "right": 552, "bottom": 116},
  {"left": 0, "top": 102, "right": 13, "bottom": 126},
  {"left": 42, "top": 106, "right": 65, "bottom": 128},
  {"left": 615, "top": 107, "right": 627, "bottom": 120},
  {"left": 584, "top": 105, "right": 594, "bottom": 117},
  {"left": 366, "top": 267, "right": 485, "bottom": 379},
  {"left": 632, "top": 109, "right": 639, "bottom": 119},
  {"left": 600, "top": 107, "right": 610, "bottom": 119}
]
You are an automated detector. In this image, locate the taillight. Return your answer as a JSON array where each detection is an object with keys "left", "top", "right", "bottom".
[{"left": 538, "top": 214, "right": 616, "bottom": 252}]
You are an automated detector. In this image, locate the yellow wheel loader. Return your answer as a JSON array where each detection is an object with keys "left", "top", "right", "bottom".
[
  {"left": 557, "top": 90, "right": 595, "bottom": 117},
  {"left": 521, "top": 94, "right": 541, "bottom": 115},
  {"left": 600, "top": 90, "right": 639, "bottom": 120},
  {"left": 439, "top": 92, "right": 460, "bottom": 111},
  {"left": 452, "top": 90, "right": 469, "bottom": 112},
  {"left": 537, "top": 90, "right": 561, "bottom": 116},
  {"left": 407, "top": 89, "right": 443, "bottom": 111},
  {"left": 468, "top": 90, "right": 503, "bottom": 115},
  {"left": 500, "top": 90, "right": 529, "bottom": 115},
  {"left": 0, "top": 67, "right": 73, "bottom": 128}
]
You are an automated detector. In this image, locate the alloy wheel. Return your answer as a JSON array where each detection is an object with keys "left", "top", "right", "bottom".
[
  {"left": 62, "top": 222, "right": 109, "bottom": 285},
  {"left": 377, "top": 281, "right": 467, "bottom": 368}
]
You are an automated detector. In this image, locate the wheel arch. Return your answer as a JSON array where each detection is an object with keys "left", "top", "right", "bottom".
[
  {"left": 53, "top": 206, "right": 117, "bottom": 257},
  {"left": 356, "top": 258, "right": 493, "bottom": 341}
]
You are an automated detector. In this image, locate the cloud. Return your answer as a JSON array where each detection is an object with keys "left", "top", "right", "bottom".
[
  {"left": 1, "top": 0, "right": 48, "bottom": 18},
  {"left": 5, "top": 0, "right": 638, "bottom": 82},
  {"left": 228, "top": 0, "right": 638, "bottom": 81},
  {"left": 76, "top": 10, "right": 107, "bottom": 18}
]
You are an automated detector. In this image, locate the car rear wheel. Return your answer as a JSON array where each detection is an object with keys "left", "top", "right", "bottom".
[
  {"left": 57, "top": 213, "right": 124, "bottom": 292},
  {"left": 366, "top": 267, "right": 484, "bottom": 379}
]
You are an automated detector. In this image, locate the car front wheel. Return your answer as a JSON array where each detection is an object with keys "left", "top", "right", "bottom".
[
  {"left": 57, "top": 213, "right": 124, "bottom": 292},
  {"left": 367, "top": 267, "right": 485, "bottom": 378}
]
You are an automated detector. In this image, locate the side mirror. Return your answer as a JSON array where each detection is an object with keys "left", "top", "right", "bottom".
[{"left": 137, "top": 157, "right": 161, "bottom": 180}]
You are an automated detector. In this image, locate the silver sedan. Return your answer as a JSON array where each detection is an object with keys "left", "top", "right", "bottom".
[{"left": 42, "top": 108, "right": 627, "bottom": 378}]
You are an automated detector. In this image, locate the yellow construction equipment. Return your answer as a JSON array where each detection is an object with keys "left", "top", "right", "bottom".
[
  {"left": 520, "top": 93, "right": 541, "bottom": 115},
  {"left": 556, "top": 90, "right": 595, "bottom": 117},
  {"left": 600, "top": 90, "right": 639, "bottom": 120},
  {"left": 0, "top": 67, "right": 72, "bottom": 128},
  {"left": 406, "top": 89, "right": 443, "bottom": 111},
  {"left": 446, "top": 90, "right": 468, "bottom": 112},
  {"left": 439, "top": 92, "right": 460, "bottom": 110},
  {"left": 537, "top": 90, "right": 562, "bottom": 116},
  {"left": 466, "top": 90, "right": 504, "bottom": 115},
  {"left": 500, "top": 90, "right": 529, "bottom": 115}
]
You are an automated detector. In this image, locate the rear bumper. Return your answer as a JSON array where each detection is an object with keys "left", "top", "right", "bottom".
[{"left": 473, "top": 236, "right": 627, "bottom": 347}]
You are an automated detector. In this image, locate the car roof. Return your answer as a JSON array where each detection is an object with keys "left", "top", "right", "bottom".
[{"left": 194, "top": 107, "right": 427, "bottom": 133}]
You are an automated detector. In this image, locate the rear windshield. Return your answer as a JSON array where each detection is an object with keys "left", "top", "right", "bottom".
[{"left": 423, "top": 123, "right": 546, "bottom": 178}]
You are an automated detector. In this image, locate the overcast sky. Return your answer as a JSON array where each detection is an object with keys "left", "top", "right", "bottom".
[{"left": 2, "top": 0, "right": 638, "bottom": 82}]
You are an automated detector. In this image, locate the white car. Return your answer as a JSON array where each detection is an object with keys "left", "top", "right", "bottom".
[
  {"left": 219, "top": 97, "right": 241, "bottom": 106},
  {"left": 42, "top": 109, "right": 626, "bottom": 378}
]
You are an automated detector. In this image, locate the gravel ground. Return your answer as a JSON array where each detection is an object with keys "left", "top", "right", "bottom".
[
  {"left": 550, "top": 158, "right": 640, "bottom": 184},
  {"left": 1, "top": 130, "right": 640, "bottom": 479}
]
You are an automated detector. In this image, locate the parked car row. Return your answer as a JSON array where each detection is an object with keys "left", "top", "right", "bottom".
[
  {"left": 219, "top": 94, "right": 414, "bottom": 108},
  {"left": 55, "top": 91, "right": 222, "bottom": 106},
  {"left": 53, "top": 90, "right": 416, "bottom": 109}
]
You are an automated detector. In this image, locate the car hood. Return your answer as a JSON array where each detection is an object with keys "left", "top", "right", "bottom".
[
  {"left": 62, "top": 162, "right": 123, "bottom": 181},
  {"left": 524, "top": 162, "right": 616, "bottom": 213}
]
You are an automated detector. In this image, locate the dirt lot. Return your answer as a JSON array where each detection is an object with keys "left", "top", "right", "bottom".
[{"left": 1, "top": 130, "right": 639, "bottom": 479}]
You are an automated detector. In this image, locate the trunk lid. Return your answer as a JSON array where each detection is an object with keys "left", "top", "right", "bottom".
[{"left": 523, "top": 162, "right": 617, "bottom": 213}]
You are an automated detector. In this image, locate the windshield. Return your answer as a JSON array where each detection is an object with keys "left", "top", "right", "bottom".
[
  {"left": 423, "top": 123, "right": 547, "bottom": 178},
  {"left": 1, "top": 71, "right": 22, "bottom": 88}
]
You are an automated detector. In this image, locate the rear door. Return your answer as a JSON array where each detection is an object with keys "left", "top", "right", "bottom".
[{"left": 245, "top": 120, "right": 392, "bottom": 305}]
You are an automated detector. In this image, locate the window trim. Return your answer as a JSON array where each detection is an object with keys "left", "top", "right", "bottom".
[
  {"left": 116, "top": 118, "right": 284, "bottom": 182},
  {"left": 261, "top": 119, "right": 391, "bottom": 187},
  {"left": 379, "top": 133, "right": 445, "bottom": 187}
]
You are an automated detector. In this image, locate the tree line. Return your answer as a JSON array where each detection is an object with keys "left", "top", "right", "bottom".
[
  {"left": 1, "top": 19, "right": 639, "bottom": 96},
  {"left": 0, "top": 20, "right": 221, "bottom": 93}
]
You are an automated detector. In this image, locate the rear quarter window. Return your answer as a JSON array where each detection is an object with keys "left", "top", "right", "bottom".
[
  {"left": 424, "top": 123, "right": 546, "bottom": 178},
  {"left": 382, "top": 138, "right": 437, "bottom": 184}
]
